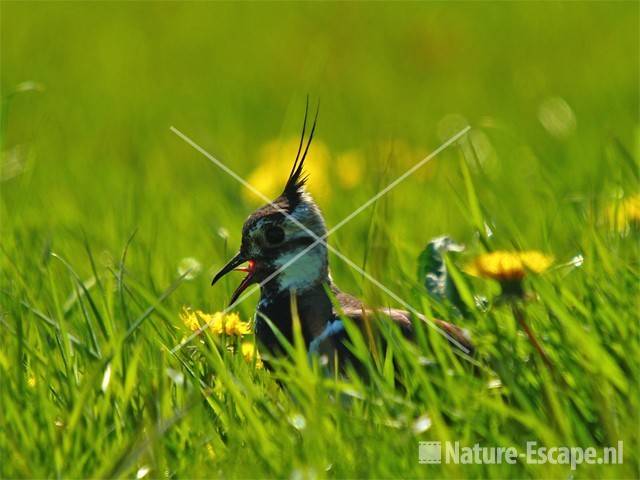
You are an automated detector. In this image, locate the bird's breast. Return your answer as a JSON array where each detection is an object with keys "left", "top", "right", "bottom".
[
  {"left": 254, "top": 286, "right": 334, "bottom": 355},
  {"left": 255, "top": 296, "right": 294, "bottom": 355}
]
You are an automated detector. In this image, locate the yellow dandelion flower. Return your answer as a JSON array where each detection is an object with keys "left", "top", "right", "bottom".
[
  {"left": 244, "top": 138, "right": 331, "bottom": 204},
  {"left": 241, "top": 341, "right": 264, "bottom": 369},
  {"left": 180, "top": 307, "right": 251, "bottom": 336},
  {"left": 222, "top": 312, "right": 251, "bottom": 336},
  {"left": 607, "top": 194, "right": 640, "bottom": 233},
  {"left": 207, "top": 312, "right": 224, "bottom": 335},
  {"left": 466, "top": 250, "right": 554, "bottom": 282},
  {"left": 240, "top": 341, "right": 256, "bottom": 361},
  {"left": 179, "top": 306, "right": 201, "bottom": 332}
]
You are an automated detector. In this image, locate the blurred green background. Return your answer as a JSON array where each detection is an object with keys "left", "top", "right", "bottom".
[
  {"left": 3, "top": 3, "right": 637, "bottom": 298},
  {"left": 1, "top": 2, "right": 638, "bottom": 478}
]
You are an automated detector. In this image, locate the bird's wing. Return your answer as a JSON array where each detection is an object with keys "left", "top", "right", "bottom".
[{"left": 331, "top": 290, "right": 474, "bottom": 355}]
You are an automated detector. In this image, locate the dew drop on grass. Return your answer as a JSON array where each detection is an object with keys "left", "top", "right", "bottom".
[
  {"left": 487, "top": 378, "right": 503, "bottom": 389},
  {"left": 288, "top": 413, "right": 307, "bottom": 431},
  {"left": 538, "top": 97, "right": 576, "bottom": 138},
  {"left": 290, "top": 467, "right": 317, "bottom": 480},
  {"left": 417, "top": 356, "right": 435, "bottom": 366},
  {"left": 569, "top": 254, "right": 584, "bottom": 268},
  {"left": 101, "top": 363, "right": 111, "bottom": 393},
  {"left": 484, "top": 222, "right": 494, "bottom": 238},
  {"left": 136, "top": 466, "right": 150, "bottom": 479},
  {"left": 15, "top": 80, "right": 45, "bottom": 93},
  {"left": 412, "top": 413, "right": 432, "bottom": 434},
  {"left": 166, "top": 368, "right": 184, "bottom": 386},
  {"left": 178, "top": 257, "right": 202, "bottom": 280}
]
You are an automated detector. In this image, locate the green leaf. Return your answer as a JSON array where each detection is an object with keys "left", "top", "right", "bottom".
[{"left": 417, "top": 235, "right": 465, "bottom": 310}]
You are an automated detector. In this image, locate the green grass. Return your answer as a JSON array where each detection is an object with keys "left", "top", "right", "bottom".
[{"left": 1, "top": 2, "right": 639, "bottom": 478}]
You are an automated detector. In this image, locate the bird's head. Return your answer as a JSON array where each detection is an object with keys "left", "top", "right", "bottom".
[{"left": 211, "top": 105, "right": 329, "bottom": 306}]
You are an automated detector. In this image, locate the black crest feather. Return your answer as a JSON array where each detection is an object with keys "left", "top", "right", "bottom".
[{"left": 283, "top": 97, "right": 319, "bottom": 207}]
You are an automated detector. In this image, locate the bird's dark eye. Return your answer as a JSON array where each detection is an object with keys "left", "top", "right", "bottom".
[{"left": 265, "top": 226, "right": 285, "bottom": 245}]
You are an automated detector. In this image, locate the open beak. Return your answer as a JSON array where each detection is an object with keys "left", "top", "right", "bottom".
[{"left": 211, "top": 252, "right": 257, "bottom": 306}]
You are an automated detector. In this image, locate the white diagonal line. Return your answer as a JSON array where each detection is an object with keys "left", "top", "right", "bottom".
[
  {"left": 242, "top": 126, "right": 470, "bottom": 302},
  {"left": 170, "top": 125, "right": 468, "bottom": 310},
  {"left": 170, "top": 125, "right": 468, "bottom": 291},
  {"left": 170, "top": 125, "right": 470, "bottom": 354},
  {"left": 170, "top": 126, "right": 470, "bottom": 352},
  {"left": 325, "top": 126, "right": 470, "bottom": 237}
]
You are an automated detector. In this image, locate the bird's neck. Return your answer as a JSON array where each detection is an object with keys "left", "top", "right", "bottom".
[
  {"left": 268, "top": 244, "right": 329, "bottom": 294},
  {"left": 256, "top": 280, "right": 334, "bottom": 354},
  {"left": 255, "top": 244, "right": 333, "bottom": 353}
]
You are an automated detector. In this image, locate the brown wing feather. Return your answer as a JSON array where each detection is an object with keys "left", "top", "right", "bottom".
[{"left": 332, "top": 289, "right": 473, "bottom": 354}]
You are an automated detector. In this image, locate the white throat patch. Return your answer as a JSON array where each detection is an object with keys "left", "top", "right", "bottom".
[{"left": 273, "top": 248, "right": 325, "bottom": 293}]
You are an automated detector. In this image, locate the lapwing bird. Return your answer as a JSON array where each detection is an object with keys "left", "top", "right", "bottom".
[{"left": 211, "top": 108, "right": 473, "bottom": 366}]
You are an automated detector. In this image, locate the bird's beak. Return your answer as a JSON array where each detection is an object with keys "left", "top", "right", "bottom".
[
  {"left": 211, "top": 252, "right": 246, "bottom": 286},
  {"left": 211, "top": 252, "right": 258, "bottom": 306}
]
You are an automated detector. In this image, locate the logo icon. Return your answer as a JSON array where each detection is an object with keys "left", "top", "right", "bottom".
[{"left": 419, "top": 441, "right": 442, "bottom": 464}]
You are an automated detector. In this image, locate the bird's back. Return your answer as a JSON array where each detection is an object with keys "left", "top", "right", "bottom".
[{"left": 305, "top": 285, "right": 473, "bottom": 364}]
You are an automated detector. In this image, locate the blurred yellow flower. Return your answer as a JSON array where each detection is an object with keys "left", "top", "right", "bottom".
[
  {"left": 180, "top": 306, "right": 202, "bottom": 332},
  {"left": 27, "top": 374, "right": 36, "bottom": 388},
  {"left": 465, "top": 251, "right": 554, "bottom": 281},
  {"left": 179, "top": 307, "right": 251, "bottom": 336},
  {"left": 607, "top": 194, "right": 640, "bottom": 233},
  {"left": 244, "top": 138, "right": 331, "bottom": 203},
  {"left": 219, "top": 312, "right": 251, "bottom": 336},
  {"left": 375, "top": 139, "right": 436, "bottom": 180},
  {"left": 335, "top": 150, "right": 364, "bottom": 188},
  {"left": 241, "top": 341, "right": 264, "bottom": 369}
]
